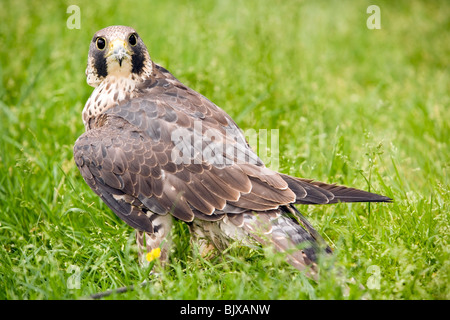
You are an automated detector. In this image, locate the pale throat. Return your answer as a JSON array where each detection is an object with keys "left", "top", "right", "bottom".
[
  {"left": 82, "top": 74, "right": 138, "bottom": 128},
  {"left": 82, "top": 56, "right": 153, "bottom": 129}
]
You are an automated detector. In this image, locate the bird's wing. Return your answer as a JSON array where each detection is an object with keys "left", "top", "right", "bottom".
[{"left": 74, "top": 64, "right": 390, "bottom": 232}]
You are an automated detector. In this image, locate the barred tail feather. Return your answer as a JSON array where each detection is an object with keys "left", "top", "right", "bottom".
[{"left": 280, "top": 174, "right": 392, "bottom": 204}]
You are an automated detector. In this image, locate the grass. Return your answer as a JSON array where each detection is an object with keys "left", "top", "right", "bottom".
[{"left": 0, "top": 0, "right": 448, "bottom": 300}]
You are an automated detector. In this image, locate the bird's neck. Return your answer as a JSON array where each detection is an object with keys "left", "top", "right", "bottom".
[
  {"left": 82, "top": 60, "right": 154, "bottom": 130},
  {"left": 82, "top": 74, "right": 139, "bottom": 130}
]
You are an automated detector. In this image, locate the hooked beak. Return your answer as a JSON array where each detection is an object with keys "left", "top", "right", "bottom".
[{"left": 107, "top": 39, "right": 130, "bottom": 67}]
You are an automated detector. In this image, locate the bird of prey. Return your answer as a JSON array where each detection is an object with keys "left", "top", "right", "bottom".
[{"left": 74, "top": 25, "right": 391, "bottom": 277}]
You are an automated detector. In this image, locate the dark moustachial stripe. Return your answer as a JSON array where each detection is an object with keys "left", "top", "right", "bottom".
[
  {"left": 131, "top": 43, "right": 146, "bottom": 75},
  {"left": 94, "top": 50, "right": 108, "bottom": 78}
]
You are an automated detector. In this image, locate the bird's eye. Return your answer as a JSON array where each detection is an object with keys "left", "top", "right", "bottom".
[
  {"left": 96, "top": 37, "right": 106, "bottom": 50},
  {"left": 128, "top": 34, "right": 137, "bottom": 46}
]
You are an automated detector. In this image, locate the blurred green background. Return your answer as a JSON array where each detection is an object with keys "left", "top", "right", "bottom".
[{"left": 0, "top": 0, "right": 448, "bottom": 299}]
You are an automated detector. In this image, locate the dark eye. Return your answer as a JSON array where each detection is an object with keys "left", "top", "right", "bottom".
[
  {"left": 96, "top": 37, "right": 106, "bottom": 50},
  {"left": 128, "top": 33, "right": 137, "bottom": 46}
]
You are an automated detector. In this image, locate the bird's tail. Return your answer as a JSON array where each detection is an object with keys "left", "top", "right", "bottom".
[
  {"left": 280, "top": 174, "right": 392, "bottom": 204},
  {"left": 224, "top": 176, "right": 391, "bottom": 278}
]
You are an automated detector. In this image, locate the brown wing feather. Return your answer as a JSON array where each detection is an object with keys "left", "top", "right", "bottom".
[{"left": 74, "top": 115, "right": 294, "bottom": 231}]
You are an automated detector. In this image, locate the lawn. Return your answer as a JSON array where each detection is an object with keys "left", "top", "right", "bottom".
[{"left": 0, "top": 0, "right": 448, "bottom": 300}]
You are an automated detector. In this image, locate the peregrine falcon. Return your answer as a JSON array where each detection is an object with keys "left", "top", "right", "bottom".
[{"left": 74, "top": 25, "right": 391, "bottom": 277}]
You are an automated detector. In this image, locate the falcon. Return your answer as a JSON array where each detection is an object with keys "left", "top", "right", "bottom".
[{"left": 74, "top": 25, "right": 391, "bottom": 277}]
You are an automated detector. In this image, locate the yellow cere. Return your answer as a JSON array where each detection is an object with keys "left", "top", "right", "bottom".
[{"left": 146, "top": 247, "right": 161, "bottom": 262}]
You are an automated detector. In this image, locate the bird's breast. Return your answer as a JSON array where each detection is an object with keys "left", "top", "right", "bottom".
[{"left": 82, "top": 75, "right": 139, "bottom": 129}]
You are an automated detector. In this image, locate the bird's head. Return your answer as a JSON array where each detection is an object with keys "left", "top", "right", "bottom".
[{"left": 86, "top": 25, "right": 153, "bottom": 87}]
